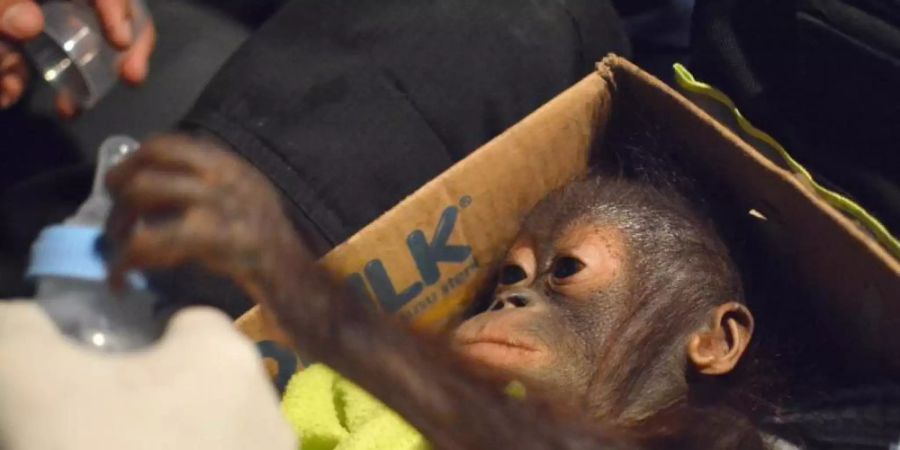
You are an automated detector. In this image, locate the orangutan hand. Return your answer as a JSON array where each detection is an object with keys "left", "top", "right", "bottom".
[{"left": 105, "top": 133, "right": 315, "bottom": 305}]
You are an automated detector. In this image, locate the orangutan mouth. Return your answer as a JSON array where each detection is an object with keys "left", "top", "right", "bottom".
[{"left": 458, "top": 338, "right": 538, "bottom": 353}]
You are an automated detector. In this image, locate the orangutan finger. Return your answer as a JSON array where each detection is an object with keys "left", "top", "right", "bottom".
[
  {"left": 109, "top": 209, "right": 219, "bottom": 280},
  {"left": 115, "top": 170, "right": 211, "bottom": 212}
]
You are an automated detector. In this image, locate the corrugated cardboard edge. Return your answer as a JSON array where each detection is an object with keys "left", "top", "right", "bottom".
[
  {"left": 235, "top": 69, "right": 611, "bottom": 342},
  {"left": 599, "top": 54, "right": 899, "bottom": 274},
  {"left": 597, "top": 54, "right": 899, "bottom": 372}
]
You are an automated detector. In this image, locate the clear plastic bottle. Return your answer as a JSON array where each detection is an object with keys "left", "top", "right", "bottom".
[
  {"left": 23, "top": 0, "right": 150, "bottom": 109},
  {"left": 26, "top": 135, "right": 165, "bottom": 352}
]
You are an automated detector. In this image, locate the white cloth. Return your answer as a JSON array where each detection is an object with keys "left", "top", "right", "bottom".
[{"left": 0, "top": 300, "right": 297, "bottom": 450}]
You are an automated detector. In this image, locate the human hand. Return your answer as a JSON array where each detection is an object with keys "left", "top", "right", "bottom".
[
  {"left": 0, "top": 0, "right": 156, "bottom": 117},
  {"left": 0, "top": 300, "right": 297, "bottom": 450}
]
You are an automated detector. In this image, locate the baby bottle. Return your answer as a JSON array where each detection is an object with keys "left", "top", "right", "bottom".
[{"left": 26, "top": 135, "right": 166, "bottom": 352}]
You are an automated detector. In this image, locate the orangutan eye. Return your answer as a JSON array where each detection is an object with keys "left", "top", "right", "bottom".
[
  {"left": 499, "top": 265, "right": 527, "bottom": 285},
  {"left": 552, "top": 257, "right": 584, "bottom": 279}
]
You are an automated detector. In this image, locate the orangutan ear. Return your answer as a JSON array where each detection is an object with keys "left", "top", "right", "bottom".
[{"left": 687, "top": 302, "right": 754, "bottom": 375}]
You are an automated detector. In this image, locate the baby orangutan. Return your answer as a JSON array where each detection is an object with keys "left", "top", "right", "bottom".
[
  {"left": 105, "top": 134, "right": 765, "bottom": 450},
  {"left": 452, "top": 178, "right": 755, "bottom": 425}
]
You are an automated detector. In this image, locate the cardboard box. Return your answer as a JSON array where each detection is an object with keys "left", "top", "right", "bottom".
[{"left": 238, "top": 55, "right": 899, "bottom": 390}]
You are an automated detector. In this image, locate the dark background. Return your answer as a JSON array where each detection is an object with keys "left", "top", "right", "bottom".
[{"left": 0, "top": 0, "right": 701, "bottom": 297}]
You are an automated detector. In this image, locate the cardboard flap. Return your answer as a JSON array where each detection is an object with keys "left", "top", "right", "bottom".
[
  {"left": 238, "top": 70, "right": 613, "bottom": 382},
  {"left": 598, "top": 55, "right": 899, "bottom": 374}
]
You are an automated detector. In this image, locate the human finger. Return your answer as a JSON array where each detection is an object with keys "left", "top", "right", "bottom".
[{"left": 0, "top": 0, "right": 43, "bottom": 41}]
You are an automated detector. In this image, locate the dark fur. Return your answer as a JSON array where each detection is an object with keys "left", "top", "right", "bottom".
[
  {"left": 264, "top": 176, "right": 769, "bottom": 449},
  {"left": 499, "top": 177, "right": 767, "bottom": 448},
  {"left": 107, "top": 134, "right": 828, "bottom": 449}
]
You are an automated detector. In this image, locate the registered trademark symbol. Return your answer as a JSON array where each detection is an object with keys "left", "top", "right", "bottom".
[{"left": 459, "top": 195, "right": 472, "bottom": 208}]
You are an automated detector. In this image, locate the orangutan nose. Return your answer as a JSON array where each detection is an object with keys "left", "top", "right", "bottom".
[{"left": 489, "top": 289, "right": 539, "bottom": 311}]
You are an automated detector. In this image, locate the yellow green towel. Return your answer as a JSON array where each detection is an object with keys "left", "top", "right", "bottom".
[{"left": 281, "top": 364, "right": 430, "bottom": 450}]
